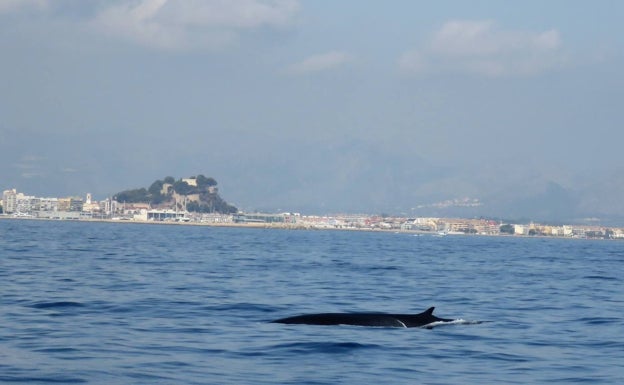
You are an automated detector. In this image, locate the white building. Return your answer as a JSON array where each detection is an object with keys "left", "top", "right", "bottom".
[
  {"left": 514, "top": 224, "right": 528, "bottom": 235},
  {"left": 182, "top": 178, "right": 197, "bottom": 187},
  {"left": 2, "top": 189, "right": 60, "bottom": 215},
  {"left": 16, "top": 194, "right": 38, "bottom": 214},
  {"left": 2, "top": 189, "right": 17, "bottom": 214},
  {"left": 39, "top": 197, "right": 59, "bottom": 212}
]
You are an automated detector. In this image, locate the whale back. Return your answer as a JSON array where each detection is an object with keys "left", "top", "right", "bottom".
[
  {"left": 271, "top": 307, "right": 453, "bottom": 328},
  {"left": 273, "top": 313, "right": 408, "bottom": 327},
  {"left": 398, "top": 307, "right": 453, "bottom": 327}
]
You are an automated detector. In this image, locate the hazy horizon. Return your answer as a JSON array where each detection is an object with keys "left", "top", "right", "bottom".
[{"left": 2, "top": 1, "right": 623, "bottom": 222}]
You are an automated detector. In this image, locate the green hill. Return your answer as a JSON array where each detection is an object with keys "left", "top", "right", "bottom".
[{"left": 113, "top": 175, "right": 237, "bottom": 214}]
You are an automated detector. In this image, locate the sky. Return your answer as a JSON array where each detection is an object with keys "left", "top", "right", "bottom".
[{"left": 1, "top": 0, "right": 623, "bottom": 222}]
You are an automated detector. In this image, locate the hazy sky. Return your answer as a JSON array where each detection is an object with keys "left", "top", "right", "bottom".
[{"left": 1, "top": 0, "right": 623, "bottom": 219}]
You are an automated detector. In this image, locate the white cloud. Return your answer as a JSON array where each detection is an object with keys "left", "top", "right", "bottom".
[
  {"left": 400, "top": 20, "right": 565, "bottom": 77},
  {"left": 165, "top": 0, "right": 298, "bottom": 28},
  {"left": 14, "top": 155, "right": 44, "bottom": 169},
  {"left": 21, "top": 172, "right": 42, "bottom": 179},
  {"left": 91, "top": 0, "right": 299, "bottom": 51},
  {"left": 0, "top": 0, "right": 48, "bottom": 14},
  {"left": 288, "top": 51, "right": 352, "bottom": 74}
]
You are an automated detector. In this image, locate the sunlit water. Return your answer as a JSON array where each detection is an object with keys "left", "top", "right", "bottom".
[{"left": 1, "top": 220, "right": 623, "bottom": 384}]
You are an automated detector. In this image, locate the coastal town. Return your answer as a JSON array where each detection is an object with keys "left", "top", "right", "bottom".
[{"left": 2, "top": 187, "right": 623, "bottom": 240}]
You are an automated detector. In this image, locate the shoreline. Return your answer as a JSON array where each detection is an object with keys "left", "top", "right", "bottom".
[{"left": 1, "top": 215, "right": 620, "bottom": 241}]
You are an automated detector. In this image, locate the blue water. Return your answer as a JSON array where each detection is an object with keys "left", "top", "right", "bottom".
[{"left": 1, "top": 220, "right": 623, "bottom": 384}]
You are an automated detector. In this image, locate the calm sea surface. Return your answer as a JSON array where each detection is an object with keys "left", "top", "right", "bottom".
[{"left": 1, "top": 219, "right": 623, "bottom": 384}]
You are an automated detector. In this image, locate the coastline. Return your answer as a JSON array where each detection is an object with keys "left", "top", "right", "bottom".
[{"left": 1, "top": 215, "right": 620, "bottom": 240}]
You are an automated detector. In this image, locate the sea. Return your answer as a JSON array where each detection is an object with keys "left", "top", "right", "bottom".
[{"left": 1, "top": 219, "right": 623, "bottom": 384}]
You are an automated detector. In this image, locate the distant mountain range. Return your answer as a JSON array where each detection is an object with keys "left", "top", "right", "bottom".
[{"left": 220, "top": 141, "right": 624, "bottom": 226}]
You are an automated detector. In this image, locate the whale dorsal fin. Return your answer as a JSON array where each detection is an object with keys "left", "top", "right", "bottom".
[{"left": 424, "top": 307, "right": 435, "bottom": 315}]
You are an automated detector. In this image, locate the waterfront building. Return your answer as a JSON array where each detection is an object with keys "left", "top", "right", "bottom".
[
  {"left": 134, "top": 209, "right": 189, "bottom": 221},
  {"left": 15, "top": 194, "right": 37, "bottom": 215},
  {"left": 2, "top": 189, "right": 59, "bottom": 215},
  {"left": 410, "top": 218, "right": 438, "bottom": 231},
  {"left": 39, "top": 197, "right": 59, "bottom": 212},
  {"left": 2, "top": 189, "right": 17, "bottom": 214},
  {"left": 233, "top": 213, "right": 294, "bottom": 224},
  {"left": 82, "top": 193, "right": 104, "bottom": 213},
  {"left": 199, "top": 213, "right": 234, "bottom": 223},
  {"left": 34, "top": 211, "right": 82, "bottom": 220},
  {"left": 58, "top": 197, "right": 84, "bottom": 212},
  {"left": 101, "top": 198, "right": 115, "bottom": 216}
]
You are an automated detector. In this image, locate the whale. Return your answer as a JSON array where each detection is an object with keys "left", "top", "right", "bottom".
[{"left": 271, "top": 306, "right": 454, "bottom": 328}]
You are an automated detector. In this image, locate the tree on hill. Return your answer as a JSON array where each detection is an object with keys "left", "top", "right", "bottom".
[
  {"left": 148, "top": 180, "right": 163, "bottom": 195},
  {"left": 148, "top": 180, "right": 167, "bottom": 204},
  {"left": 113, "top": 188, "right": 150, "bottom": 203},
  {"left": 173, "top": 180, "right": 195, "bottom": 195},
  {"left": 196, "top": 174, "right": 217, "bottom": 188},
  {"left": 113, "top": 174, "right": 237, "bottom": 214}
]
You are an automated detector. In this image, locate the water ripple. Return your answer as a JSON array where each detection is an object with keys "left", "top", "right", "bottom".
[{"left": 1, "top": 220, "right": 622, "bottom": 384}]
